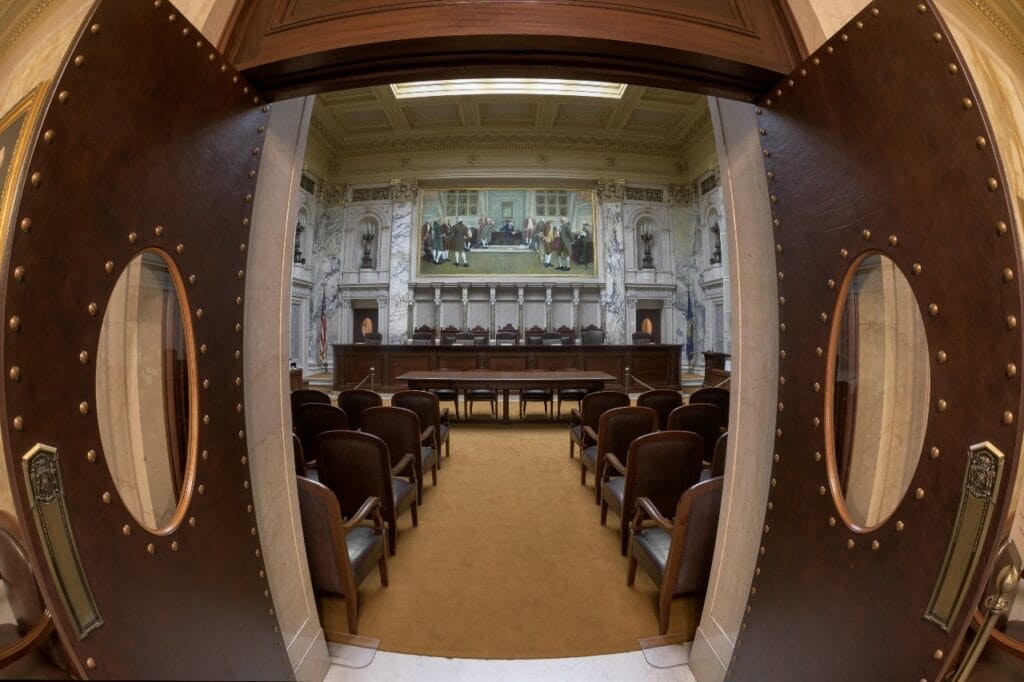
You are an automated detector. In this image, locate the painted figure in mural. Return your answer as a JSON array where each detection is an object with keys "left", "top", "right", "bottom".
[
  {"left": 556, "top": 217, "right": 573, "bottom": 271},
  {"left": 431, "top": 219, "right": 444, "bottom": 263},
  {"left": 441, "top": 218, "right": 453, "bottom": 262},
  {"left": 481, "top": 217, "right": 495, "bottom": 246},
  {"left": 500, "top": 218, "right": 514, "bottom": 233},
  {"left": 524, "top": 216, "right": 536, "bottom": 249},
  {"left": 451, "top": 220, "right": 470, "bottom": 267},
  {"left": 540, "top": 221, "right": 555, "bottom": 268},
  {"left": 572, "top": 223, "right": 593, "bottom": 267},
  {"left": 422, "top": 222, "right": 433, "bottom": 261}
]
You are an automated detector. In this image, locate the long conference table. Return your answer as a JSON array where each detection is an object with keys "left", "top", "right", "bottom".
[{"left": 397, "top": 369, "right": 616, "bottom": 423}]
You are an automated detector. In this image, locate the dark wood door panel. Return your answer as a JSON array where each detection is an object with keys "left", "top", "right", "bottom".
[
  {"left": 730, "top": 2, "right": 1022, "bottom": 680},
  {"left": 0, "top": 1, "right": 290, "bottom": 679},
  {"left": 584, "top": 355, "right": 624, "bottom": 379},
  {"left": 221, "top": 0, "right": 804, "bottom": 100},
  {"left": 488, "top": 355, "right": 530, "bottom": 371}
]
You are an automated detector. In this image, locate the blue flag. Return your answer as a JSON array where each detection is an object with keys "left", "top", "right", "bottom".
[{"left": 685, "top": 290, "right": 694, "bottom": 362}]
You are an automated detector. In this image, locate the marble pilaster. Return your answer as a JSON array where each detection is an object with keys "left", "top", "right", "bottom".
[
  {"left": 386, "top": 180, "right": 418, "bottom": 343},
  {"left": 597, "top": 181, "right": 627, "bottom": 343}
]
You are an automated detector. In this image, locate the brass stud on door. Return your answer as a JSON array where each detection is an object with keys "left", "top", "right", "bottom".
[
  {"left": 12, "top": 266, "right": 23, "bottom": 282},
  {"left": 88, "top": 303, "right": 97, "bottom": 316},
  {"left": 128, "top": 232, "right": 137, "bottom": 244},
  {"left": 912, "top": 263, "right": 922, "bottom": 275},
  {"left": 997, "top": 221, "right": 1008, "bottom": 235},
  {"left": 1003, "top": 411, "right": 1014, "bottom": 425},
  {"left": 105, "top": 260, "right": 114, "bottom": 274},
  {"left": 937, "top": 351, "right": 947, "bottom": 364},
  {"left": 915, "top": 488, "right": 925, "bottom": 500},
  {"left": 30, "top": 172, "right": 41, "bottom": 186},
  {"left": 90, "top": 23, "right": 100, "bottom": 34},
  {"left": 19, "top": 217, "right": 31, "bottom": 232},
  {"left": 928, "top": 304, "right": 938, "bottom": 317},
  {"left": 171, "top": 541, "right": 179, "bottom": 551},
  {"left": 961, "top": 98, "right": 974, "bottom": 110},
  {"left": 934, "top": 650, "right": 944, "bottom": 661},
  {"left": 102, "top": 492, "right": 111, "bottom": 504},
  {"left": 870, "top": 7, "right": 879, "bottom": 15},
  {"left": 819, "top": 486, "right": 826, "bottom": 495},
  {"left": 8, "top": 367, "right": 19, "bottom": 382},
  {"left": 871, "top": 540, "right": 880, "bottom": 550},
  {"left": 828, "top": 517, "right": 836, "bottom": 527},
  {"left": 930, "top": 447, "right": 940, "bottom": 459},
  {"left": 1007, "top": 315, "right": 1018, "bottom": 330},
  {"left": 86, "top": 449, "right": 96, "bottom": 463},
  {"left": 79, "top": 402, "right": 89, "bottom": 415},
  {"left": 1003, "top": 268, "right": 1014, "bottom": 282},
  {"left": 154, "top": 225, "right": 163, "bottom": 237},
  {"left": 976, "top": 136, "right": 988, "bottom": 150},
  {"left": 12, "top": 416, "right": 22, "bottom": 431},
  {"left": 988, "top": 177, "right": 999, "bottom": 191},
  {"left": 916, "top": 3, "right": 927, "bottom": 12},
  {"left": 888, "top": 235, "right": 897, "bottom": 246},
  {"left": 813, "top": 382, "right": 821, "bottom": 392},
  {"left": 86, "top": 658, "right": 96, "bottom": 670},
  {"left": 937, "top": 399, "right": 948, "bottom": 412},
  {"left": 73, "top": 54, "right": 85, "bottom": 67},
  {"left": 147, "top": 543, "right": 155, "bottom": 554},
  {"left": 122, "top": 525, "right": 130, "bottom": 536},
  {"left": 1007, "top": 364, "right": 1017, "bottom": 378},
  {"left": 862, "top": 229, "right": 871, "bottom": 240},
  {"left": 896, "top": 521, "right": 905, "bottom": 531},
  {"left": 188, "top": 517, "right": 196, "bottom": 527},
  {"left": 176, "top": 243, "right": 185, "bottom": 254},
  {"left": 846, "top": 539, "right": 854, "bottom": 549},
  {"left": 815, "top": 347, "right": 823, "bottom": 357},
  {"left": 57, "top": 91, "right": 69, "bottom": 104},
  {"left": 9, "top": 316, "right": 20, "bottom": 332},
  {"left": 814, "top": 451, "right": 822, "bottom": 462},
  {"left": 840, "top": 248, "right": 848, "bottom": 259}
]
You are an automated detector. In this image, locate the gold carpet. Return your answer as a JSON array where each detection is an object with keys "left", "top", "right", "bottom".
[{"left": 318, "top": 404, "right": 702, "bottom": 659}]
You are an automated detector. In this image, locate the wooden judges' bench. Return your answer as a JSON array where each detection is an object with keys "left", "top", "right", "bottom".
[{"left": 333, "top": 343, "right": 682, "bottom": 392}]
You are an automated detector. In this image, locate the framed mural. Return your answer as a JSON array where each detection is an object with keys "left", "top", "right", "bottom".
[
  {"left": 0, "top": 83, "right": 49, "bottom": 252},
  {"left": 416, "top": 188, "right": 597, "bottom": 277}
]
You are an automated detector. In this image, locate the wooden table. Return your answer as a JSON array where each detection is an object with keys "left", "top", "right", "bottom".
[{"left": 397, "top": 369, "right": 615, "bottom": 423}]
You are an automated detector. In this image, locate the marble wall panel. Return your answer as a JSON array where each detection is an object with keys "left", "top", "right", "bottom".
[
  {"left": 387, "top": 201, "right": 414, "bottom": 342},
  {"left": 599, "top": 201, "right": 627, "bottom": 343}
]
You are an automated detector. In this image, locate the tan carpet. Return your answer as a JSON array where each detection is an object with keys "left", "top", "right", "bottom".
[{"left": 318, "top": 404, "right": 702, "bottom": 659}]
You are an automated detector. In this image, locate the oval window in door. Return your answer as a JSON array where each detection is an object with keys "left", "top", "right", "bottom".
[
  {"left": 826, "top": 253, "right": 930, "bottom": 531},
  {"left": 96, "top": 250, "right": 197, "bottom": 533}
]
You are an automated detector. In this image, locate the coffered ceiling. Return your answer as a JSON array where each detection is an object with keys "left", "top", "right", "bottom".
[{"left": 308, "top": 84, "right": 711, "bottom": 167}]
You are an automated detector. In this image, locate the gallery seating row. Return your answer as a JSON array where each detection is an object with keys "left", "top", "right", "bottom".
[
  {"left": 290, "top": 387, "right": 453, "bottom": 634},
  {"left": 568, "top": 386, "right": 730, "bottom": 633}
]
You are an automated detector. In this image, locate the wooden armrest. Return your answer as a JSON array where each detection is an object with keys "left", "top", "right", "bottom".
[
  {"left": 419, "top": 425, "right": 435, "bottom": 444},
  {"left": 630, "top": 496, "right": 672, "bottom": 534},
  {"left": 390, "top": 452, "right": 415, "bottom": 477},
  {"left": 569, "top": 408, "right": 582, "bottom": 424},
  {"left": 582, "top": 425, "right": 598, "bottom": 444},
  {"left": 0, "top": 609, "right": 54, "bottom": 668},
  {"left": 344, "top": 496, "right": 381, "bottom": 530},
  {"left": 439, "top": 407, "right": 450, "bottom": 424},
  {"left": 701, "top": 460, "right": 712, "bottom": 470},
  {"left": 604, "top": 452, "right": 627, "bottom": 477}
]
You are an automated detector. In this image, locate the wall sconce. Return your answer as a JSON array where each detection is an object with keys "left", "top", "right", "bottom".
[
  {"left": 294, "top": 222, "right": 306, "bottom": 265},
  {"left": 360, "top": 223, "right": 377, "bottom": 269}
]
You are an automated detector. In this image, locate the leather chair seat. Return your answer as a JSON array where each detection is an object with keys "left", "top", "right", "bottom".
[
  {"left": 581, "top": 445, "right": 597, "bottom": 469},
  {"left": 631, "top": 527, "right": 671, "bottom": 576},
  {"left": 466, "top": 388, "right": 496, "bottom": 398},
  {"left": 439, "top": 423, "right": 449, "bottom": 445},
  {"left": 522, "top": 388, "right": 552, "bottom": 398},
  {"left": 559, "top": 388, "right": 587, "bottom": 400},
  {"left": 429, "top": 388, "right": 457, "bottom": 400},
  {"left": 392, "top": 477, "right": 417, "bottom": 511},
  {"left": 569, "top": 424, "right": 582, "bottom": 444},
  {"left": 346, "top": 525, "right": 385, "bottom": 583},
  {"left": 601, "top": 476, "right": 625, "bottom": 516}
]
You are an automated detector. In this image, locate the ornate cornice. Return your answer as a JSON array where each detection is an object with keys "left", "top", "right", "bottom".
[
  {"left": 0, "top": 0, "right": 54, "bottom": 59},
  {"left": 337, "top": 133, "right": 692, "bottom": 160},
  {"left": 668, "top": 182, "right": 697, "bottom": 206},
  {"left": 309, "top": 110, "right": 344, "bottom": 150},
  {"left": 317, "top": 182, "right": 349, "bottom": 207},
  {"left": 968, "top": 0, "right": 1024, "bottom": 59},
  {"left": 677, "top": 108, "right": 713, "bottom": 146}
]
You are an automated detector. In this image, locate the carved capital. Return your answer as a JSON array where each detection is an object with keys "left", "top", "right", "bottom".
[
  {"left": 390, "top": 178, "right": 419, "bottom": 203},
  {"left": 318, "top": 182, "right": 349, "bottom": 207},
  {"left": 596, "top": 178, "right": 626, "bottom": 203}
]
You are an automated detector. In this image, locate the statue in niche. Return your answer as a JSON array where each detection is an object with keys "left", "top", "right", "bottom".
[
  {"left": 294, "top": 221, "right": 306, "bottom": 265},
  {"left": 709, "top": 223, "right": 722, "bottom": 266}
]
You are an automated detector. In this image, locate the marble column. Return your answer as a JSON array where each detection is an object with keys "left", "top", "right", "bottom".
[
  {"left": 386, "top": 179, "right": 418, "bottom": 344},
  {"left": 516, "top": 286, "right": 525, "bottom": 342},
  {"left": 461, "top": 285, "right": 470, "bottom": 330},
  {"left": 489, "top": 286, "right": 497, "bottom": 341},
  {"left": 572, "top": 286, "right": 581, "bottom": 342},
  {"left": 625, "top": 295, "right": 637, "bottom": 340},
  {"left": 544, "top": 286, "right": 553, "bottom": 331},
  {"left": 407, "top": 298, "right": 415, "bottom": 340},
  {"left": 433, "top": 285, "right": 442, "bottom": 341},
  {"left": 597, "top": 179, "right": 627, "bottom": 343}
]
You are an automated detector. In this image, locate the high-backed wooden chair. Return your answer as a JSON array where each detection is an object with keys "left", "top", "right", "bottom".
[
  {"left": 525, "top": 326, "right": 545, "bottom": 346},
  {"left": 688, "top": 387, "right": 730, "bottom": 432},
  {"left": 291, "top": 388, "right": 331, "bottom": 414},
  {"left": 541, "top": 331, "right": 563, "bottom": 346},
  {"left": 361, "top": 406, "right": 438, "bottom": 504},
  {"left": 293, "top": 403, "right": 349, "bottom": 470},
  {"left": 601, "top": 430, "right": 704, "bottom": 555},
  {"left": 453, "top": 332, "right": 475, "bottom": 346},
  {"left": 317, "top": 430, "right": 417, "bottom": 556},
  {"left": 556, "top": 325, "right": 576, "bottom": 345},
  {"left": 581, "top": 326, "right": 605, "bottom": 345},
  {"left": 296, "top": 477, "right": 388, "bottom": 634},
  {"left": 667, "top": 403, "right": 722, "bottom": 465},
  {"left": 637, "top": 389, "right": 684, "bottom": 430},
  {"left": 628, "top": 476, "right": 724, "bottom": 634},
  {"left": 580, "top": 405, "right": 658, "bottom": 504},
  {"left": 292, "top": 433, "right": 315, "bottom": 480},
  {"left": 393, "top": 390, "right": 451, "bottom": 466},
  {"left": 363, "top": 332, "right": 383, "bottom": 345},
  {"left": 464, "top": 383, "right": 497, "bottom": 418},
  {"left": 631, "top": 331, "right": 652, "bottom": 345},
  {"left": 710, "top": 432, "right": 728, "bottom": 478},
  {"left": 337, "top": 388, "right": 383, "bottom": 431},
  {"left": 495, "top": 330, "right": 518, "bottom": 346},
  {"left": 0, "top": 511, "right": 71, "bottom": 679},
  {"left": 568, "top": 390, "right": 629, "bottom": 459}
]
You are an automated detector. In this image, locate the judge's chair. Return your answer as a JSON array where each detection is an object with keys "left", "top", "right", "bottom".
[
  {"left": 601, "top": 430, "right": 704, "bottom": 555},
  {"left": 628, "top": 476, "right": 724, "bottom": 634},
  {"left": 296, "top": 477, "right": 388, "bottom": 635},
  {"left": 0, "top": 511, "right": 72, "bottom": 680},
  {"left": 317, "top": 430, "right": 417, "bottom": 556}
]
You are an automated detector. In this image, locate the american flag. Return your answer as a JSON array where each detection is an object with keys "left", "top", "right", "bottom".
[{"left": 318, "top": 290, "right": 327, "bottom": 366}]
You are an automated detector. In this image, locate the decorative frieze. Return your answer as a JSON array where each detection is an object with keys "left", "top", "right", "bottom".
[
  {"left": 317, "top": 182, "right": 349, "bottom": 207},
  {"left": 350, "top": 186, "right": 391, "bottom": 202},
  {"left": 668, "top": 182, "right": 697, "bottom": 206},
  {"left": 625, "top": 186, "right": 665, "bottom": 203}
]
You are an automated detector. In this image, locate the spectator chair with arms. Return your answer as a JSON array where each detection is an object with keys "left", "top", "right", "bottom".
[
  {"left": 337, "top": 388, "right": 383, "bottom": 431},
  {"left": 637, "top": 389, "right": 684, "bottom": 431},
  {"left": 360, "top": 406, "right": 438, "bottom": 504},
  {"left": 666, "top": 403, "right": 722, "bottom": 466},
  {"left": 293, "top": 403, "right": 348, "bottom": 471},
  {"left": 568, "top": 390, "right": 629, "bottom": 459},
  {"left": 581, "top": 405, "right": 658, "bottom": 504},
  {"left": 393, "top": 390, "right": 452, "bottom": 466}
]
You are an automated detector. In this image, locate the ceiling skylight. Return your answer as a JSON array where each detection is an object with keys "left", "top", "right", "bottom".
[{"left": 390, "top": 79, "right": 627, "bottom": 100}]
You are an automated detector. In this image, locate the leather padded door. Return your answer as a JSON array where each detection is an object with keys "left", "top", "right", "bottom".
[
  {"left": 729, "top": 2, "right": 1022, "bottom": 680},
  {"left": 0, "top": 1, "right": 291, "bottom": 679}
]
